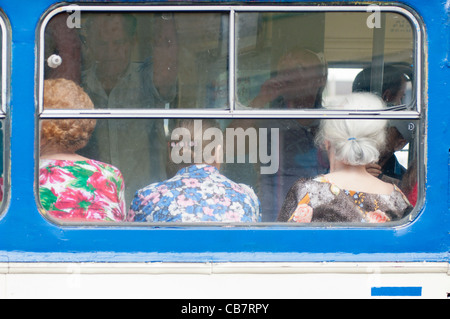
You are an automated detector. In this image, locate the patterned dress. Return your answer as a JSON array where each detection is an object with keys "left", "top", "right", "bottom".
[
  {"left": 39, "top": 159, "right": 126, "bottom": 222},
  {"left": 278, "top": 176, "right": 412, "bottom": 223},
  {"left": 129, "top": 165, "right": 261, "bottom": 223}
]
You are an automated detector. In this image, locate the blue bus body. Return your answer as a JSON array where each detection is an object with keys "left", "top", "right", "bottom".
[{"left": 0, "top": 0, "right": 447, "bottom": 298}]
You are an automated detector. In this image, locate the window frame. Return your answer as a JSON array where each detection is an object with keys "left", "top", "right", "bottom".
[
  {"left": 0, "top": 10, "right": 8, "bottom": 116},
  {"left": 36, "top": 3, "right": 426, "bottom": 227},
  {"left": 0, "top": 9, "right": 10, "bottom": 219}
]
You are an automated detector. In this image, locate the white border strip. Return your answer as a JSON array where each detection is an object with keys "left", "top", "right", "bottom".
[{"left": 0, "top": 262, "right": 447, "bottom": 275}]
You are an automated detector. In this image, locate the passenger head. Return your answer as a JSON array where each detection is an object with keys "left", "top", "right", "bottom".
[
  {"left": 276, "top": 48, "right": 328, "bottom": 108},
  {"left": 352, "top": 65, "right": 408, "bottom": 105},
  {"left": 387, "top": 120, "right": 413, "bottom": 149},
  {"left": 41, "top": 79, "right": 96, "bottom": 153},
  {"left": 85, "top": 13, "right": 137, "bottom": 77},
  {"left": 316, "top": 93, "right": 387, "bottom": 166},
  {"left": 377, "top": 120, "right": 413, "bottom": 165},
  {"left": 167, "top": 119, "right": 223, "bottom": 176}
]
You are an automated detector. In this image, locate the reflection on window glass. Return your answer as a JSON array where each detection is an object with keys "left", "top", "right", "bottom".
[
  {"left": 236, "top": 12, "right": 414, "bottom": 110},
  {"left": 44, "top": 12, "right": 228, "bottom": 110}
]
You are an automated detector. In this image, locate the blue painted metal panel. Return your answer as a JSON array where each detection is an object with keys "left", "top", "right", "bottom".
[{"left": 0, "top": 0, "right": 447, "bottom": 263}]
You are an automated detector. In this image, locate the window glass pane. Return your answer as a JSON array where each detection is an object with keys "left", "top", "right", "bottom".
[
  {"left": 39, "top": 112, "right": 418, "bottom": 224},
  {"left": 236, "top": 12, "right": 415, "bottom": 111},
  {"left": 44, "top": 12, "right": 229, "bottom": 110}
]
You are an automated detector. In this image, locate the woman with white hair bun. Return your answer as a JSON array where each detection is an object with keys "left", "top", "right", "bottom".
[{"left": 278, "top": 93, "right": 412, "bottom": 223}]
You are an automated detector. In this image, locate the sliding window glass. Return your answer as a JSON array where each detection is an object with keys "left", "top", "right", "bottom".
[{"left": 38, "top": 5, "right": 423, "bottom": 225}]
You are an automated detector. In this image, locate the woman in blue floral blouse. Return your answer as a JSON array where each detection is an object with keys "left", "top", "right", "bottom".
[{"left": 128, "top": 119, "right": 261, "bottom": 223}]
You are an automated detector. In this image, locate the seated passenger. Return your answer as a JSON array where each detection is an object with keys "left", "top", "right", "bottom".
[
  {"left": 278, "top": 93, "right": 412, "bottom": 223},
  {"left": 249, "top": 48, "right": 327, "bottom": 110},
  {"left": 129, "top": 119, "right": 261, "bottom": 223},
  {"left": 352, "top": 65, "right": 413, "bottom": 185},
  {"left": 39, "top": 79, "right": 126, "bottom": 222},
  {"left": 352, "top": 65, "right": 408, "bottom": 106},
  {"left": 366, "top": 120, "right": 412, "bottom": 185}
]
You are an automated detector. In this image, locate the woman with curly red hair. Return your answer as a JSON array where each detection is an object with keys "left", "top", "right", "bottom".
[{"left": 39, "top": 78, "right": 127, "bottom": 222}]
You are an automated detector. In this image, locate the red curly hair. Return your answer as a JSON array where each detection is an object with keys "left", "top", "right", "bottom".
[{"left": 41, "top": 79, "right": 96, "bottom": 153}]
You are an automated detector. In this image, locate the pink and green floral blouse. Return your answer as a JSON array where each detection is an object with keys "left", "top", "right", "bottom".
[
  {"left": 278, "top": 175, "right": 412, "bottom": 223},
  {"left": 39, "top": 159, "right": 126, "bottom": 222}
]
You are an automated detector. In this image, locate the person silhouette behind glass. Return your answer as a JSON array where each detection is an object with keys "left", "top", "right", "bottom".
[
  {"left": 78, "top": 13, "right": 178, "bottom": 202},
  {"left": 352, "top": 65, "right": 412, "bottom": 185}
]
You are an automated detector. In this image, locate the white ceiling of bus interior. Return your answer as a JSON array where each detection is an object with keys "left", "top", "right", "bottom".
[{"left": 324, "top": 12, "right": 414, "bottom": 65}]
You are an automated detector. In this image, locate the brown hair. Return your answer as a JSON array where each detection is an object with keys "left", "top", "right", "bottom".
[{"left": 41, "top": 79, "right": 96, "bottom": 153}]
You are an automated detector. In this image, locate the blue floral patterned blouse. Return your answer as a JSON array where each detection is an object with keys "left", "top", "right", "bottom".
[{"left": 128, "top": 165, "right": 261, "bottom": 222}]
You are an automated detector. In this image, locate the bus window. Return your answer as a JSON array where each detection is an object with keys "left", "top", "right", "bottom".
[{"left": 38, "top": 5, "right": 422, "bottom": 225}]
